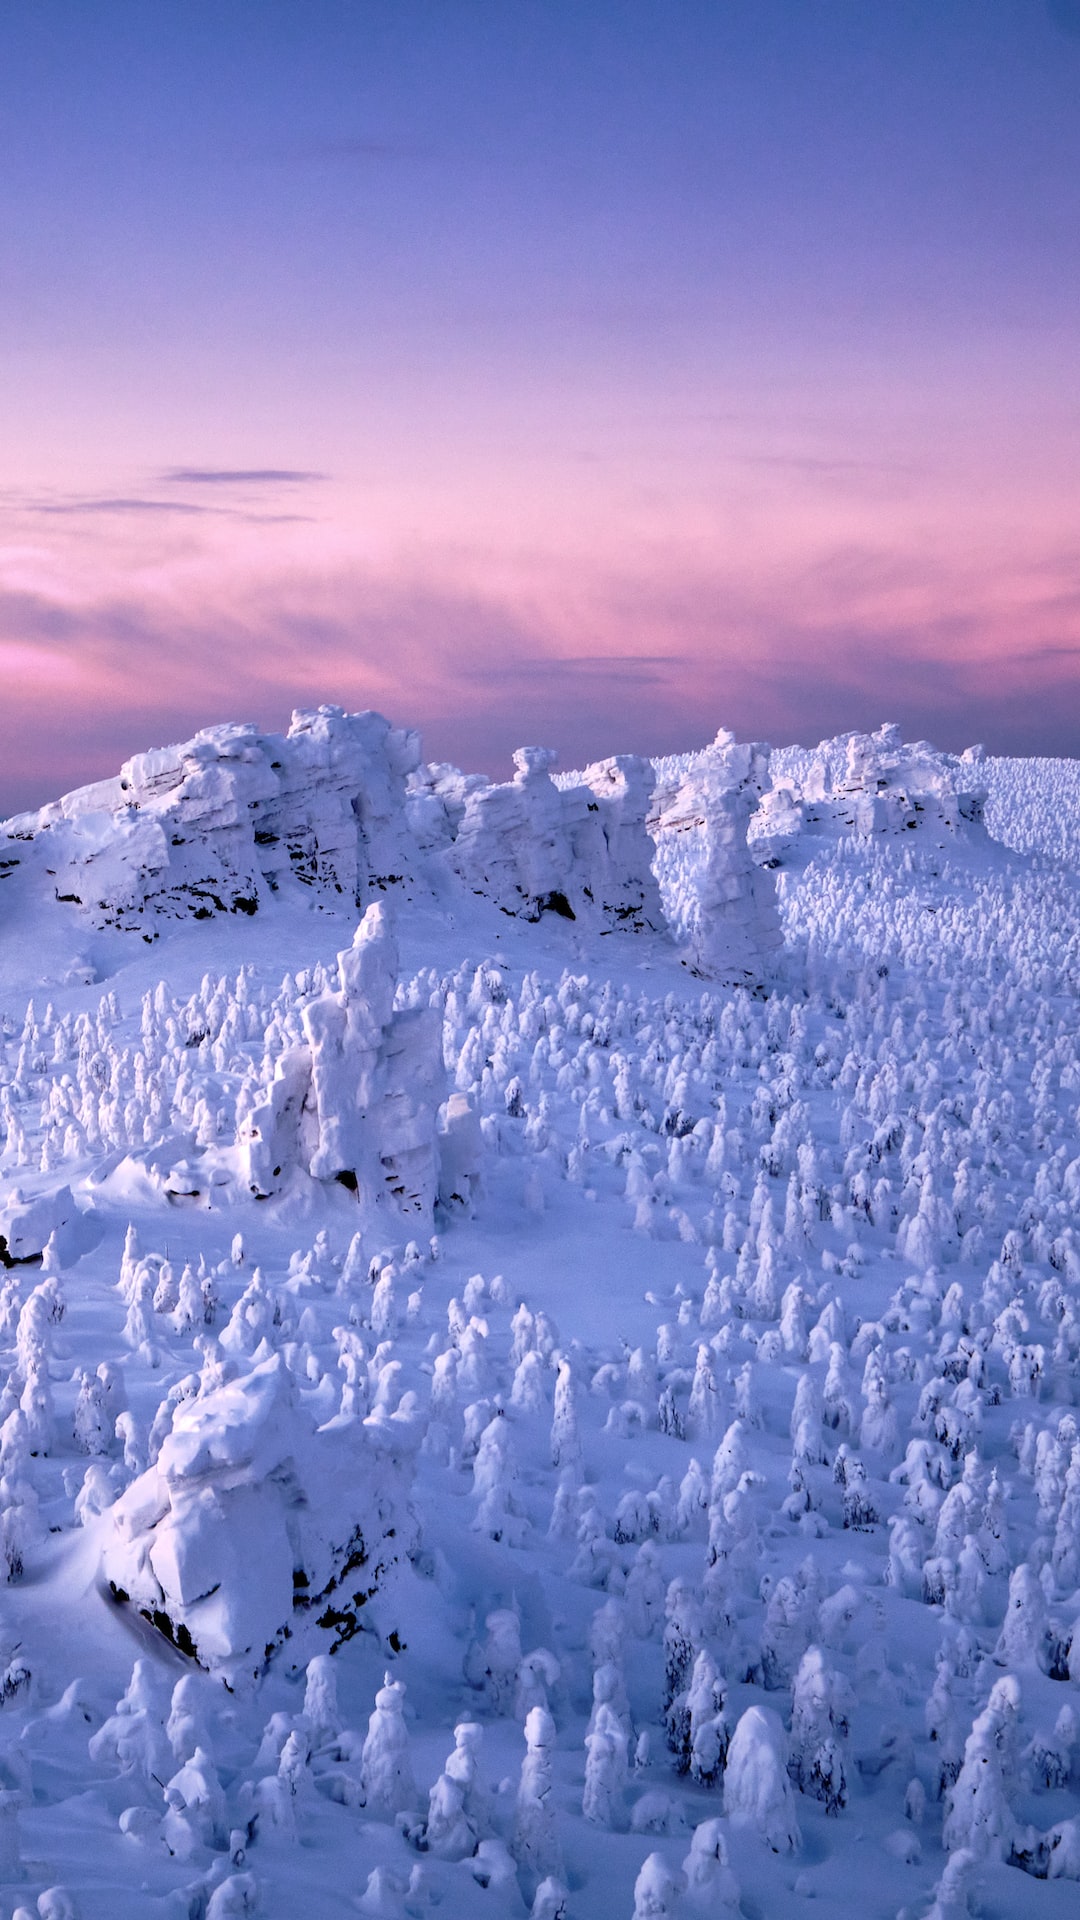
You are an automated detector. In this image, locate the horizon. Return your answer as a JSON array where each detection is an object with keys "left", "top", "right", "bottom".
[
  {"left": 2, "top": 694, "right": 1074, "bottom": 829},
  {"left": 3, "top": 1, "right": 1080, "bottom": 813}
]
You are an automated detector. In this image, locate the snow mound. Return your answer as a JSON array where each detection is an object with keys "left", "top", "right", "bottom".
[{"left": 104, "top": 1350, "right": 418, "bottom": 1678}]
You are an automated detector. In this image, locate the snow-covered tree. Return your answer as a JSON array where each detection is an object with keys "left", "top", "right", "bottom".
[
  {"left": 88, "top": 1659, "right": 168, "bottom": 1783},
  {"left": 625, "top": 1542, "right": 666, "bottom": 1638},
  {"left": 630, "top": 1851, "right": 685, "bottom": 1920},
  {"left": 465, "top": 1607, "right": 522, "bottom": 1714},
  {"left": 512, "top": 1706, "right": 562, "bottom": 1889},
  {"left": 680, "top": 1817, "right": 741, "bottom": 1914},
  {"left": 724, "top": 1705, "right": 800, "bottom": 1852},
  {"left": 361, "top": 1674, "right": 416, "bottom": 1817},
  {"left": 683, "top": 1649, "right": 729, "bottom": 1786},
  {"left": 421, "top": 1722, "right": 486, "bottom": 1860},
  {"left": 582, "top": 1701, "right": 629, "bottom": 1828},
  {"left": 789, "top": 1645, "right": 851, "bottom": 1812},
  {"left": 471, "top": 1409, "right": 526, "bottom": 1544},
  {"left": 550, "top": 1359, "right": 581, "bottom": 1470},
  {"left": 942, "top": 1683, "right": 1020, "bottom": 1859},
  {"left": 994, "top": 1562, "right": 1048, "bottom": 1671},
  {"left": 162, "top": 1744, "right": 228, "bottom": 1854},
  {"left": 686, "top": 1345, "right": 720, "bottom": 1442},
  {"left": 662, "top": 1579, "right": 702, "bottom": 1717}
]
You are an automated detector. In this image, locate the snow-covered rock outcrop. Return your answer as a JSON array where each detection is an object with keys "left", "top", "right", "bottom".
[
  {"left": 2, "top": 710, "right": 676, "bottom": 946},
  {"left": 2, "top": 698, "right": 792, "bottom": 994},
  {"left": 757, "top": 724, "right": 988, "bottom": 864},
  {"left": 237, "top": 902, "right": 443, "bottom": 1214},
  {"left": 1, "top": 701, "right": 782, "bottom": 981},
  {"left": 650, "top": 732, "right": 782, "bottom": 984},
  {"left": 409, "top": 747, "right": 664, "bottom": 931},
  {"left": 104, "top": 1351, "right": 419, "bottom": 1679},
  {"left": 3, "top": 706, "right": 421, "bottom": 924}
]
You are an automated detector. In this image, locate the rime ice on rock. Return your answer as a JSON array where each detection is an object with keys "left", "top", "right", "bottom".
[
  {"left": 816, "top": 726, "right": 987, "bottom": 837},
  {"left": 238, "top": 901, "right": 443, "bottom": 1215},
  {"left": 410, "top": 745, "right": 664, "bottom": 930},
  {"left": 102, "top": 1352, "right": 418, "bottom": 1677},
  {"left": 3, "top": 706, "right": 421, "bottom": 924},
  {"left": 649, "top": 732, "right": 782, "bottom": 984},
  {"left": 757, "top": 723, "right": 988, "bottom": 859}
]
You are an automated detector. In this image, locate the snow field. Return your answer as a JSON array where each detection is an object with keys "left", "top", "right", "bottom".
[{"left": 0, "top": 724, "right": 1076, "bottom": 1916}]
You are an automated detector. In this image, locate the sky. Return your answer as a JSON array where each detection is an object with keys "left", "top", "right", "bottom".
[{"left": 2, "top": 0, "right": 1080, "bottom": 813}]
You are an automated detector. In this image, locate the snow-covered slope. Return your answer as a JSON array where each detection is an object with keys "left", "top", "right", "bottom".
[{"left": 0, "top": 712, "right": 1077, "bottom": 1919}]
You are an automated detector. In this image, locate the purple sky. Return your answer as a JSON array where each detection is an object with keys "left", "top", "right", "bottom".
[{"left": 2, "top": 1, "right": 1080, "bottom": 812}]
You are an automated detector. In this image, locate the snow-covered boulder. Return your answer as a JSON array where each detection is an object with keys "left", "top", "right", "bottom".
[{"left": 103, "top": 1352, "right": 418, "bottom": 1678}]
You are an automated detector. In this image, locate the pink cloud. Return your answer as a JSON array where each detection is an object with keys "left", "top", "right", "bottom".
[{"left": 0, "top": 515, "right": 1078, "bottom": 819}]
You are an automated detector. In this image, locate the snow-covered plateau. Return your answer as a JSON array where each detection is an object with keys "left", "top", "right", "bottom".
[{"left": 0, "top": 709, "right": 1077, "bottom": 1918}]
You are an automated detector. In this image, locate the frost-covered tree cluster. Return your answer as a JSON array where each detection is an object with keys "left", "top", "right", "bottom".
[{"left": 0, "top": 717, "right": 1075, "bottom": 1915}]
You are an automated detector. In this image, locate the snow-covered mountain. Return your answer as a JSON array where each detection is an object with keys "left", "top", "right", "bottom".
[{"left": 0, "top": 710, "right": 1075, "bottom": 1919}]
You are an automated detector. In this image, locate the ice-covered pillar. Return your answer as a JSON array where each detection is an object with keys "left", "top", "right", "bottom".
[
  {"left": 300, "top": 901, "right": 443, "bottom": 1218},
  {"left": 650, "top": 732, "right": 782, "bottom": 985}
]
